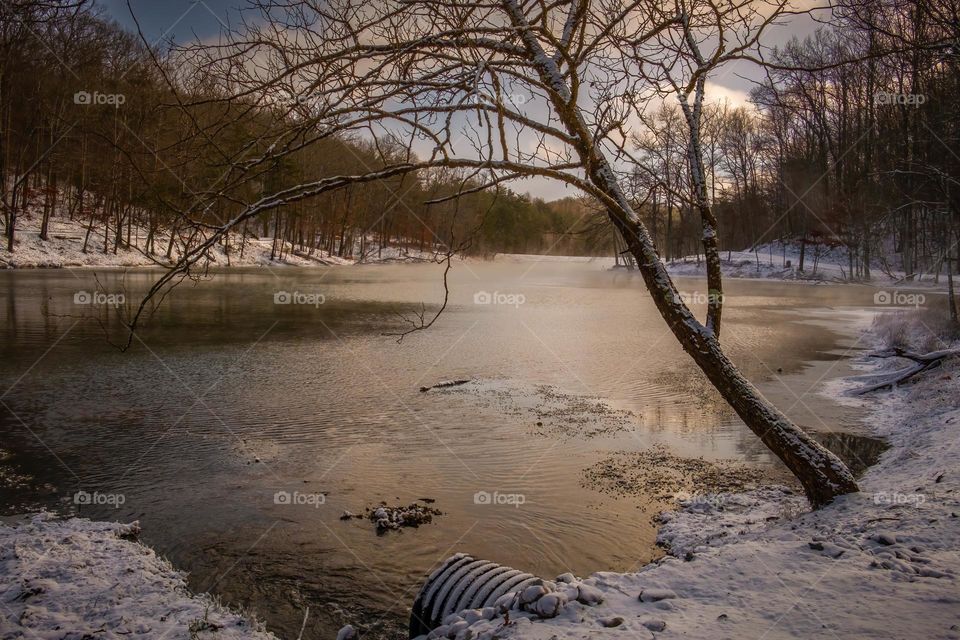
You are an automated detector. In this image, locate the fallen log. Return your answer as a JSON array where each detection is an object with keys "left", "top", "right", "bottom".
[
  {"left": 292, "top": 250, "right": 333, "bottom": 265},
  {"left": 854, "top": 347, "right": 960, "bottom": 395},
  {"left": 419, "top": 379, "right": 471, "bottom": 392}
]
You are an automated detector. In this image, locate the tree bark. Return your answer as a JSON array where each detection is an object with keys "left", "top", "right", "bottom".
[{"left": 948, "top": 250, "right": 957, "bottom": 325}]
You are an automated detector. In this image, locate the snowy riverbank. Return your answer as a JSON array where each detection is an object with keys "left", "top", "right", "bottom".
[
  {"left": 0, "top": 514, "right": 278, "bottom": 639},
  {"left": 5, "top": 213, "right": 952, "bottom": 297},
  {"left": 0, "top": 213, "right": 435, "bottom": 269},
  {"left": 664, "top": 241, "right": 952, "bottom": 288},
  {"left": 416, "top": 313, "right": 960, "bottom": 640}
]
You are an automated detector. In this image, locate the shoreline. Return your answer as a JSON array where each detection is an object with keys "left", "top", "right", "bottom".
[
  {"left": 413, "top": 316, "right": 960, "bottom": 640},
  {"left": 3, "top": 255, "right": 947, "bottom": 295},
  {"left": 2, "top": 306, "right": 956, "bottom": 639},
  {"left": 0, "top": 513, "right": 278, "bottom": 639},
  {"left": 2, "top": 215, "right": 948, "bottom": 290}
]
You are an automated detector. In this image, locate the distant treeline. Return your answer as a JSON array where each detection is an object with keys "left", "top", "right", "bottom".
[
  {"left": 631, "top": 0, "right": 959, "bottom": 278},
  {"left": 0, "top": 1, "right": 610, "bottom": 260},
  {"left": 2, "top": 0, "right": 957, "bottom": 272}
]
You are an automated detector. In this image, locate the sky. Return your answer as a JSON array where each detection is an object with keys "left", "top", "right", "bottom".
[
  {"left": 99, "top": 0, "right": 238, "bottom": 44},
  {"left": 97, "top": 0, "right": 825, "bottom": 201}
]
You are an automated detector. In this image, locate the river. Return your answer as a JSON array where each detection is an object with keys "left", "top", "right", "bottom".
[{"left": 0, "top": 257, "right": 885, "bottom": 638}]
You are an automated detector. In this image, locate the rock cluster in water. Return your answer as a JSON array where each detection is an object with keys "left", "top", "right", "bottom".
[{"left": 360, "top": 502, "right": 443, "bottom": 532}]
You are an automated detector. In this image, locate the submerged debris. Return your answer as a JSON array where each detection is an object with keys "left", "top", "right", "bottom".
[
  {"left": 431, "top": 379, "right": 638, "bottom": 439},
  {"left": 581, "top": 445, "right": 788, "bottom": 503},
  {"left": 420, "top": 379, "right": 471, "bottom": 392},
  {"left": 528, "top": 385, "right": 636, "bottom": 438},
  {"left": 363, "top": 502, "right": 443, "bottom": 532}
]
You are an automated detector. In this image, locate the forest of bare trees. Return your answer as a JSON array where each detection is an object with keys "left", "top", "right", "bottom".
[
  {"left": 4, "top": 0, "right": 957, "bottom": 275},
  {"left": 630, "top": 0, "right": 959, "bottom": 283},
  {"left": 0, "top": 1, "right": 607, "bottom": 263}
]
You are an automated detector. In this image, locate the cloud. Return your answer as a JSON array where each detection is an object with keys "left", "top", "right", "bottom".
[{"left": 704, "top": 81, "right": 754, "bottom": 109}]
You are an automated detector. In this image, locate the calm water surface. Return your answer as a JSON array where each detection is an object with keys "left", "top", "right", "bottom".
[{"left": 0, "top": 258, "right": 883, "bottom": 638}]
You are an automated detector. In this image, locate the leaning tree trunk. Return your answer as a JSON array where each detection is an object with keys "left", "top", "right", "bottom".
[
  {"left": 502, "top": 0, "right": 858, "bottom": 506},
  {"left": 607, "top": 195, "right": 858, "bottom": 507}
]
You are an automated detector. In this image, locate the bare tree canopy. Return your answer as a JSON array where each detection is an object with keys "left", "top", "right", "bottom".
[{"left": 106, "top": 0, "right": 860, "bottom": 506}]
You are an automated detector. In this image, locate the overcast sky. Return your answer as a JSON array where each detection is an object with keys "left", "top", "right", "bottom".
[{"left": 98, "top": 0, "right": 826, "bottom": 201}]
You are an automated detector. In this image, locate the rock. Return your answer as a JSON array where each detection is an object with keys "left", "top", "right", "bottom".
[
  {"left": 642, "top": 619, "right": 667, "bottom": 632},
  {"left": 809, "top": 540, "right": 844, "bottom": 558},
  {"left": 447, "top": 620, "right": 469, "bottom": 637},
  {"left": 493, "top": 593, "right": 516, "bottom": 613},
  {"left": 480, "top": 607, "right": 495, "bottom": 620},
  {"left": 366, "top": 502, "right": 442, "bottom": 532},
  {"left": 555, "top": 572, "right": 576, "bottom": 584},
  {"left": 574, "top": 584, "right": 604, "bottom": 605},
  {"left": 600, "top": 616, "right": 625, "bottom": 628},
  {"left": 532, "top": 593, "right": 565, "bottom": 618},
  {"left": 462, "top": 609, "right": 484, "bottom": 625},
  {"left": 335, "top": 625, "right": 356, "bottom": 640},
  {"left": 442, "top": 614, "right": 463, "bottom": 626},
  {"left": 873, "top": 531, "right": 898, "bottom": 546},
  {"left": 638, "top": 588, "right": 677, "bottom": 602},
  {"left": 519, "top": 585, "right": 549, "bottom": 606},
  {"left": 340, "top": 511, "right": 356, "bottom": 520},
  {"left": 426, "top": 625, "right": 448, "bottom": 639}
]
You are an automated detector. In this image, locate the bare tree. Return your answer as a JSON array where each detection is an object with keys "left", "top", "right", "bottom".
[{"left": 127, "top": 0, "right": 858, "bottom": 506}]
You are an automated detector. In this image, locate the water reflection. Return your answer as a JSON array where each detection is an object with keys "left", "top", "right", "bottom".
[{"left": 815, "top": 432, "right": 889, "bottom": 476}]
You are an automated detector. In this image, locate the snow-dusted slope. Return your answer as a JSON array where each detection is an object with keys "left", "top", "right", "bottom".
[
  {"left": 0, "top": 213, "right": 433, "bottom": 269},
  {"left": 664, "top": 241, "right": 945, "bottom": 285},
  {"left": 1, "top": 514, "right": 277, "bottom": 639}
]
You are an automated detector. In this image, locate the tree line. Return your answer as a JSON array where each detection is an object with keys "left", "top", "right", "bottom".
[
  {"left": 2, "top": 1, "right": 957, "bottom": 275},
  {"left": 630, "top": 0, "right": 959, "bottom": 283},
  {"left": 0, "top": 0, "right": 607, "bottom": 262}
]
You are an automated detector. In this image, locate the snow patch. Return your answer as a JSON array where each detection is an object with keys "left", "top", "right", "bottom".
[{"left": 1, "top": 513, "right": 276, "bottom": 639}]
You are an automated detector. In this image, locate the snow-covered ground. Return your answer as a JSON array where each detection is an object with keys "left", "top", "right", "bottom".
[
  {"left": 415, "top": 312, "right": 960, "bottom": 640},
  {"left": 6, "top": 210, "right": 951, "bottom": 293},
  {"left": 664, "top": 241, "right": 951, "bottom": 287},
  {"left": 1, "top": 514, "right": 277, "bottom": 639},
  {"left": 0, "top": 212, "right": 436, "bottom": 269}
]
